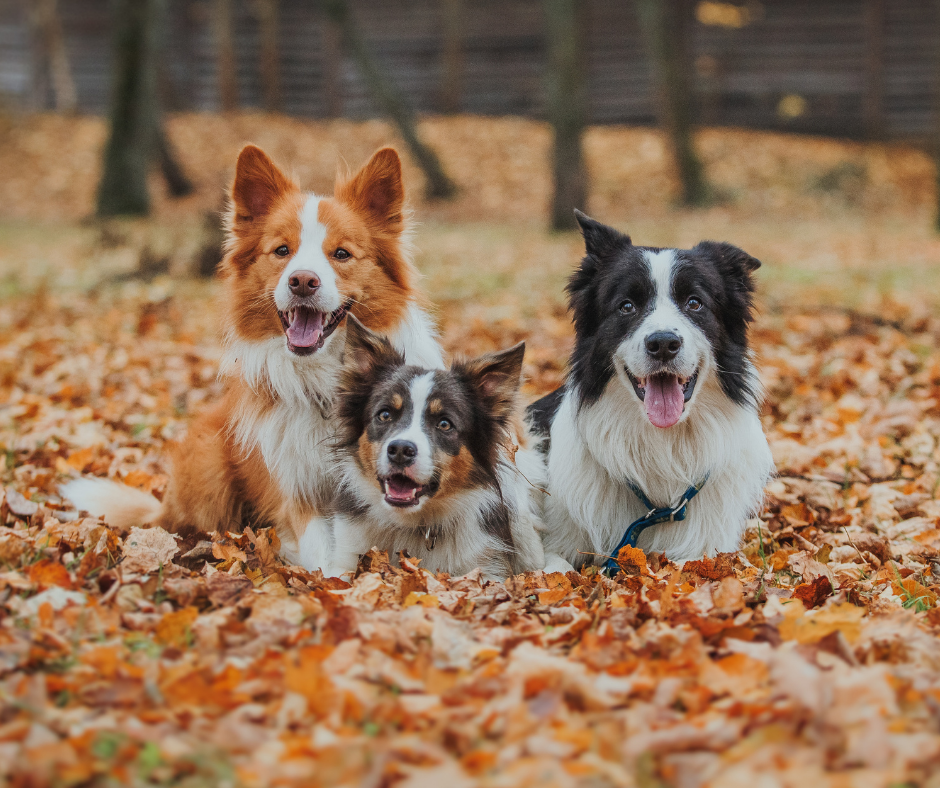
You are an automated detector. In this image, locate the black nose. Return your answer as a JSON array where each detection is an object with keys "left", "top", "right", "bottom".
[
  {"left": 645, "top": 331, "right": 682, "bottom": 361},
  {"left": 387, "top": 440, "right": 418, "bottom": 466},
  {"left": 288, "top": 270, "right": 320, "bottom": 297}
]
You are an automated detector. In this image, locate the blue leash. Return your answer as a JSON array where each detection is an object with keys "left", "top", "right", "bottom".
[{"left": 603, "top": 476, "right": 709, "bottom": 575}]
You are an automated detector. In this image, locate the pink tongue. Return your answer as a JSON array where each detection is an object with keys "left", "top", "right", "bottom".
[
  {"left": 645, "top": 374, "right": 685, "bottom": 428},
  {"left": 286, "top": 308, "right": 325, "bottom": 348},
  {"left": 386, "top": 476, "right": 419, "bottom": 501}
]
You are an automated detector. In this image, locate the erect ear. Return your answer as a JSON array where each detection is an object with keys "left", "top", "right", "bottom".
[
  {"left": 231, "top": 145, "right": 296, "bottom": 223},
  {"left": 342, "top": 314, "right": 404, "bottom": 378},
  {"left": 574, "top": 209, "right": 631, "bottom": 259},
  {"left": 338, "top": 147, "right": 405, "bottom": 228},
  {"left": 694, "top": 241, "right": 761, "bottom": 282},
  {"left": 460, "top": 342, "right": 526, "bottom": 422}
]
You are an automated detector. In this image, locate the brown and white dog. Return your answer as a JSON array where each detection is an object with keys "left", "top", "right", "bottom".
[
  {"left": 326, "top": 317, "right": 547, "bottom": 580},
  {"left": 64, "top": 145, "right": 443, "bottom": 570}
]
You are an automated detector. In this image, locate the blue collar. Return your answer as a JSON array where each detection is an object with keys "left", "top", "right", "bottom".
[{"left": 603, "top": 475, "right": 709, "bottom": 575}]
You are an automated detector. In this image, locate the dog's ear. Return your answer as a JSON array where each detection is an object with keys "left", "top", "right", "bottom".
[
  {"left": 342, "top": 314, "right": 404, "bottom": 378},
  {"left": 460, "top": 342, "right": 525, "bottom": 423},
  {"left": 337, "top": 147, "right": 405, "bottom": 230},
  {"left": 574, "top": 210, "right": 631, "bottom": 260},
  {"left": 231, "top": 145, "right": 296, "bottom": 224},
  {"left": 694, "top": 241, "right": 761, "bottom": 295}
]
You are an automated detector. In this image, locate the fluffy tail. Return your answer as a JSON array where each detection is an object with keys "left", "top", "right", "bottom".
[{"left": 62, "top": 478, "right": 163, "bottom": 530}]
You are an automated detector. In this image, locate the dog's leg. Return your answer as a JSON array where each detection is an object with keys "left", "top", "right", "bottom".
[
  {"left": 287, "top": 515, "right": 333, "bottom": 572},
  {"left": 323, "top": 513, "right": 369, "bottom": 579},
  {"left": 542, "top": 552, "right": 576, "bottom": 574}
]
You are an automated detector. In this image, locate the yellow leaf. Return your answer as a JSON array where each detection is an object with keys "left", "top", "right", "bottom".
[{"left": 778, "top": 602, "right": 865, "bottom": 644}]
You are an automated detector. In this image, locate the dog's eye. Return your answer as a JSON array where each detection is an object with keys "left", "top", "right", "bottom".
[
  {"left": 619, "top": 300, "right": 635, "bottom": 315},
  {"left": 437, "top": 418, "right": 452, "bottom": 432},
  {"left": 376, "top": 410, "right": 392, "bottom": 423},
  {"left": 274, "top": 245, "right": 290, "bottom": 257},
  {"left": 334, "top": 248, "right": 351, "bottom": 260},
  {"left": 686, "top": 297, "right": 703, "bottom": 311}
]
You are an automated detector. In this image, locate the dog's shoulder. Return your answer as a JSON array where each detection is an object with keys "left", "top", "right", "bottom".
[{"left": 525, "top": 386, "right": 566, "bottom": 444}]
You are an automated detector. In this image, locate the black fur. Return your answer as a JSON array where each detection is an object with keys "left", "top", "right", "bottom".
[
  {"left": 526, "top": 386, "right": 565, "bottom": 442},
  {"left": 566, "top": 212, "right": 760, "bottom": 409},
  {"left": 336, "top": 316, "right": 524, "bottom": 500}
]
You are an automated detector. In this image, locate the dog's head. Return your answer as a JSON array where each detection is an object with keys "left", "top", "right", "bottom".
[
  {"left": 337, "top": 317, "right": 524, "bottom": 516},
  {"left": 567, "top": 210, "right": 761, "bottom": 427},
  {"left": 220, "top": 145, "right": 414, "bottom": 356}
]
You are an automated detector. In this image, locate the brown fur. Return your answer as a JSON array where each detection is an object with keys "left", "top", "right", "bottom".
[{"left": 156, "top": 145, "right": 419, "bottom": 545}]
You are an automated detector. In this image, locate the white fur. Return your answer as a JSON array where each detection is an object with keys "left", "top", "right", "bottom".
[
  {"left": 541, "top": 249, "right": 774, "bottom": 567},
  {"left": 377, "top": 372, "right": 436, "bottom": 485},
  {"left": 61, "top": 477, "right": 162, "bottom": 529},
  {"left": 617, "top": 250, "right": 711, "bottom": 400},
  {"left": 387, "top": 302, "right": 445, "bottom": 369},
  {"left": 329, "top": 443, "right": 547, "bottom": 580},
  {"left": 273, "top": 196, "right": 342, "bottom": 314}
]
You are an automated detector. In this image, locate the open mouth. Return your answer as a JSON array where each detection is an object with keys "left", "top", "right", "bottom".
[
  {"left": 278, "top": 300, "right": 351, "bottom": 356},
  {"left": 381, "top": 473, "right": 433, "bottom": 508},
  {"left": 627, "top": 370, "right": 698, "bottom": 429}
]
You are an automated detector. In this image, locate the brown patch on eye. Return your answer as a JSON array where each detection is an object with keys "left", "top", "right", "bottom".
[
  {"left": 318, "top": 184, "right": 415, "bottom": 335},
  {"left": 356, "top": 432, "right": 379, "bottom": 484},
  {"left": 391, "top": 392, "right": 403, "bottom": 410},
  {"left": 428, "top": 399, "right": 443, "bottom": 415},
  {"left": 219, "top": 185, "right": 305, "bottom": 344},
  {"left": 436, "top": 446, "right": 478, "bottom": 500}
]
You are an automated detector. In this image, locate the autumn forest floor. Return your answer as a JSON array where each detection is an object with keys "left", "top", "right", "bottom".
[{"left": 1, "top": 112, "right": 940, "bottom": 787}]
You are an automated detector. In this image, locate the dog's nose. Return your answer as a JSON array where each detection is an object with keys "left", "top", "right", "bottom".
[
  {"left": 288, "top": 270, "right": 320, "bottom": 297},
  {"left": 387, "top": 440, "right": 418, "bottom": 466},
  {"left": 645, "top": 331, "right": 682, "bottom": 362}
]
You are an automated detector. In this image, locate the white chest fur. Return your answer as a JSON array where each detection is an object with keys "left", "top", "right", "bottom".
[{"left": 543, "top": 376, "right": 773, "bottom": 564}]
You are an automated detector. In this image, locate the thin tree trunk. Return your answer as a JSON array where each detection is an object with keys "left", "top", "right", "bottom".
[
  {"left": 440, "top": 0, "right": 463, "bottom": 113},
  {"left": 322, "top": 15, "right": 343, "bottom": 117},
  {"left": 156, "top": 126, "right": 194, "bottom": 197},
  {"left": 864, "top": 0, "right": 885, "bottom": 140},
  {"left": 28, "top": 0, "right": 77, "bottom": 112},
  {"left": 545, "top": 0, "right": 587, "bottom": 231},
  {"left": 636, "top": 0, "right": 708, "bottom": 207},
  {"left": 97, "top": 0, "right": 193, "bottom": 216},
  {"left": 323, "top": 0, "right": 457, "bottom": 200},
  {"left": 254, "top": 0, "right": 282, "bottom": 112},
  {"left": 97, "top": 0, "right": 160, "bottom": 216},
  {"left": 214, "top": 0, "right": 239, "bottom": 111}
]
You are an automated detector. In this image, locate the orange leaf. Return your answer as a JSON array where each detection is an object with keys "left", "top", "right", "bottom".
[
  {"left": 615, "top": 545, "right": 648, "bottom": 576},
  {"left": 154, "top": 606, "right": 199, "bottom": 648},
  {"left": 27, "top": 559, "right": 72, "bottom": 590},
  {"left": 538, "top": 587, "right": 568, "bottom": 605},
  {"left": 66, "top": 447, "right": 97, "bottom": 472}
]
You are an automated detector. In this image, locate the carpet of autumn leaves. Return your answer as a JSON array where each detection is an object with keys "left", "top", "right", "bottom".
[{"left": 2, "top": 113, "right": 940, "bottom": 787}]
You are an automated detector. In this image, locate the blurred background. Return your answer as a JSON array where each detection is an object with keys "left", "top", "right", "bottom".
[{"left": 0, "top": 0, "right": 939, "bottom": 393}]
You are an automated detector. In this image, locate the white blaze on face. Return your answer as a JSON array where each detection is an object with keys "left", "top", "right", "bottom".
[
  {"left": 273, "top": 195, "right": 342, "bottom": 313},
  {"left": 617, "top": 248, "right": 708, "bottom": 381},
  {"left": 378, "top": 372, "right": 436, "bottom": 480}
]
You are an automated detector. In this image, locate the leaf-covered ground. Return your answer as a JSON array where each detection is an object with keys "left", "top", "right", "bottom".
[{"left": 1, "top": 113, "right": 940, "bottom": 787}]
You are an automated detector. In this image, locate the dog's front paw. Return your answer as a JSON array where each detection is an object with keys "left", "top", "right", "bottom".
[{"left": 542, "top": 553, "right": 575, "bottom": 574}]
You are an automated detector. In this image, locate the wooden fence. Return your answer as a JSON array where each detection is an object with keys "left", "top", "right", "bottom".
[{"left": 0, "top": 0, "right": 938, "bottom": 140}]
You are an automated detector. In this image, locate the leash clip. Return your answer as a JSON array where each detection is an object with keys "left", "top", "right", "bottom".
[{"left": 425, "top": 525, "right": 437, "bottom": 551}]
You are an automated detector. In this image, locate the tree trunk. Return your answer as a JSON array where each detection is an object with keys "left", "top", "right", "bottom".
[
  {"left": 254, "top": 0, "right": 282, "bottom": 112},
  {"left": 323, "top": 0, "right": 457, "bottom": 200},
  {"left": 321, "top": 15, "right": 343, "bottom": 117},
  {"left": 440, "top": 0, "right": 463, "bottom": 113},
  {"left": 636, "top": 0, "right": 708, "bottom": 207},
  {"left": 545, "top": 0, "right": 587, "bottom": 231},
  {"left": 97, "top": 0, "right": 193, "bottom": 216},
  {"left": 97, "top": 0, "right": 160, "bottom": 216},
  {"left": 28, "top": 0, "right": 77, "bottom": 113},
  {"left": 214, "top": 0, "right": 239, "bottom": 111}
]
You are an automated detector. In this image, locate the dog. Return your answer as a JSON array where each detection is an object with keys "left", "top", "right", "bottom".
[
  {"left": 64, "top": 144, "right": 442, "bottom": 571},
  {"left": 326, "top": 316, "right": 547, "bottom": 579},
  {"left": 528, "top": 211, "right": 774, "bottom": 570}
]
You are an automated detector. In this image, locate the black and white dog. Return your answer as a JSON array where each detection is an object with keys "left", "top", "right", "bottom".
[
  {"left": 529, "top": 211, "right": 774, "bottom": 569},
  {"left": 327, "top": 317, "right": 547, "bottom": 579}
]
